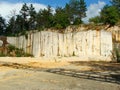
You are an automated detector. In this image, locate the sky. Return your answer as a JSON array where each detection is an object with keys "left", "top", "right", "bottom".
[{"left": 0, "top": 0, "right": 110, "bottom": 22}]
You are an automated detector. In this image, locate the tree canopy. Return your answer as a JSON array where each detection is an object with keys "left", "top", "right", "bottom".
[
  {"left": 0, "top": 0, "right": 120, "bottom": 36},
  {"left": 89, "top": 0, "right": 120, "bottom": 26},
  {"left": 111, "top": 0, "right": 120, "bottom": 11},
  {"left": 100, "top": 5, "right": 119, "bottom": 26},
  {"left": 68, "top": 0, "right": 87, "bottom": 24},
  {"left": 89, "top": 16, "right": 102, "bottom": 24},
  {"left": 0, "top": 0, "right": 87, "bottom": 36},
  {"left": 0, "top": 16, "right": 6, "bottom": 35}
]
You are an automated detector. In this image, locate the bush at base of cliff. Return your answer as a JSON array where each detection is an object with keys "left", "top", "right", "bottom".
[
  {"left": 0, "top": 53, "right": 6, "bottom": 57},
  {"left": 6, "top": 45, "right": 33, "bottom": 57},
  {"left": 113, "top": 47, "right": 120, "bottom": 63},
  {"left": 116, "top": 50, "right": 120, "bottom": 63}
]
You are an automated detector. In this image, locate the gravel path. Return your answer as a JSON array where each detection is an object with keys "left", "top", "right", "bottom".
[
  {"left": 0, "top": 57, "right": 120, "bottom": 90},
  {"left": 0, "top": 67, "right": 120, "bottom": 90}
]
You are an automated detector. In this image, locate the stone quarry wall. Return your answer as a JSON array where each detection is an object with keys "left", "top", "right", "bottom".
[
  {"left": 107, "top": 26, "right": 120, "bottom": 53},
  {"left": 107, "top": 26, "right": 120, "bottom": 43},
  {"left": 7, "top": 30, "right": 113, "bottom": 61}
]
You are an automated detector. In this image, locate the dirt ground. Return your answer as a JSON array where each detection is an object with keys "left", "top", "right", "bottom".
[{"left": 0, "top": 57, "right": 120, "bottom": 90}]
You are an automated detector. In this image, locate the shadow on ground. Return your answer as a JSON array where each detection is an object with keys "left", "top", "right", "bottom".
[
  {"left": 69, "top": 61, "right": 120, "bottom": 71},
  {"left": 47, "top": 68, "right": 120, "bottom": 84},
  {"left": 0, "top": 61, "right": 120, "bottom": 84}
]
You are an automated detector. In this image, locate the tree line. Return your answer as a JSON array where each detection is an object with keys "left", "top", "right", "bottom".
[
  {"left": 0, "top": 0, "right": 120, "bottom": 36},
  {"left": 89, "top": 0, "right": 120, "bottom": 26},
  {"left": 0, "top": 0, "right": 87, "bottom": 36}
]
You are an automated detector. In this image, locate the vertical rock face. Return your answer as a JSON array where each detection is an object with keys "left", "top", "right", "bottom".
[
  {"left": 101, "top": 30, "right": 112, "bottom": 57},
  {"left": 7, "top": 30, "right": 113, "bottom": 61},
  {"left": 107, "top": 26, "right": 120, "bottom": 42}
]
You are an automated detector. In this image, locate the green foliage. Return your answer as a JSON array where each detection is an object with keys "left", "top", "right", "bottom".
[
  {"left": 100, "top": 5, "right": 119, "bottom": 26},
  {"left": 29, "top": 4, "right": 37, "bottom": 30},
  {"left": 7, "top": 45, "right": 33, "bottom": 57},
  {"left": 54, "top": 7, "right": 70, "bottom": 29},
  {"left": 74, "top": 18, "right": 83, "bottom": 25},
  {"left": 89, "top": 16, "right": 102, "bottom": 24},
  {"left": 2, "top": 1, "right": 120, "bottom": 36},
  {"left": 54, "top": 24, "right": 63, "bottom": 29},
  {"left": 3, "top": 1, "right": 87, "bottom": 35},
  {"left": 36, "top": 5, "right": 54, "bottom": 29},
  {"left": 6, "top": 16, "right": 15, "bottom": 34},
  {"left": 114, "top": 47, "right": 120, "bottom": 62},
  {"left": 15, "top": 15, "right": 24, "bottom": 32},
  {"left": 72, "top": 51, "right": 75, "bottom": 56},
  {"left": 20, "top": 3, "right": 29, "bottom": 30},
  {"left": 0, "top": 16, "right": 6, "bottom": 35},
  {"left": 20, "top": 3, "right": 29, "bottom": 19},
  {"left": 111, "top": 0, "right": 120, "bottom": 15},
  {"left": 69, "top": 0, "right": 87, "bottom": 23},
  {"left": 8, "top": 45, "right": 16, "bottom": 52},
  {"left": 89, "top": 1, "right": 120, "bottom": 26},
  {"left": 64, "top": 3, "right": 73, "bottom": 23},
  {"left": 0, "top": 53, "right": 6, "bottom": 57}
]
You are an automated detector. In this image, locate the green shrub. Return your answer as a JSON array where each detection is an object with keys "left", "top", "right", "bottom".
[
  {"left": 73, "top": 52, "right": 75, "bottom": 56},
  {"left": 8, "top": 45, "right": 16, "bottom": 52},
  {"left": 0, "top": 53, "right": 6, "bottom": 57},
  {"left": 7, "top": 44, "right": 33, "bottom": 57},
  {"left": 113, "top": 43, "right": 120, "bottom": 62},
  {"left": 24, "top": 53, "right": 33, "bottom": 57},
  {"left": 114, "top": 47, "right": 120, "bottom": 63},
  {"left": 55, "top": 24, "right": 63, "bottom": 29}
]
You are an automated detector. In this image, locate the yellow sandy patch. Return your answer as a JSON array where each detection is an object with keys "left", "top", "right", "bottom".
[
  {"left": 0, "top": 66, "right": 14, "bottom": 72},
  {"left": 26, "top": 61, "right": 69, "bottom": 68},
  {"left": 77, "top": 66, "right": 93, "bottom": 71}
]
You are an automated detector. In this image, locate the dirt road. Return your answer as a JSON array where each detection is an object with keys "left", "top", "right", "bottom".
[{"left": 0, "top": 57, "right": 120, "bottom": 90}]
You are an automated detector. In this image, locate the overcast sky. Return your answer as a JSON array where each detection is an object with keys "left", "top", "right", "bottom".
[{"left": 0, "top": 0, "right": 110, "bottom": 22}]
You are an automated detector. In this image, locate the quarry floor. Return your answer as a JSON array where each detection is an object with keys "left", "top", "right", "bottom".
[{"left": 0, "top": 57, "right": 120, "bottom": 90}]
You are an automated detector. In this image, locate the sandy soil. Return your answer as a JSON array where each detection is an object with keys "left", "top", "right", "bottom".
[
  {"left": 0, "top": 57, "right": 120, "bottom": 90},
  {"left": 0, "top": 57, "right": 93, "bottom": 71},
  {"left": 0, "top": 57, "right": 120, "bottom": 71},
  {"left": 0, "top": 66, "right": 120, "bottom": 90}
]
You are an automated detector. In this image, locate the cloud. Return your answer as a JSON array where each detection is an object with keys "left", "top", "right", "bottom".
[
  {"left": 82, "top": 1, "right": 106, "bottom": 23},
  {"left": 0, "top": 2, "right": 48, "bottom": 20},
  {"left": 0, "top": 1, "right": 105, "bottom": 23}
]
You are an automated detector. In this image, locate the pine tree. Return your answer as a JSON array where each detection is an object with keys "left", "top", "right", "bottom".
[
  {"left": 111, "top": 0, "right": 120, "bottom": 10},
  {"left": 7, "top": 16, "right": 16, "bottom": 34},
  {"left": 36, "top": 10, "right": 43, "bottom": 29},
  {"left": 64, "top": 3, "right": 73, "bottom": 24},
  {"left": 15, "top": 15, "right": 24, "bottom": 33},
  {"left": 54, "top": 7, "right": 70, "bottom": 29},
  {"left": 29, "top": 4, "right": 37, "bottom": 30},
  {"left": 69, "top": 0, "right": 87, "bottom": 24},
  {"left": 36, "top": 5, "right": 53, "bottom": 29},
  {"left": 20, "top": 3, "right": 29, "bottom": 31},
  {"left": 89, "top": 16, "right": 102, "bottom": 24},
  {"left": 0, "top": 16, "right": 6, "bottom": 35},
  {"left": 111, "top": 0, "right": 120, "bottom": 18},
  {"left": 78, "top": 0, "right": 87, "bottom": 19},
  {"left": 100, "top": 5, "right": 119, "bottom": 26}
]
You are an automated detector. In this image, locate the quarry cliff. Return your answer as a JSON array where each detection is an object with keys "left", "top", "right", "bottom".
[{"left": 6, "top": 25, "right": 120, "bottom": 61}]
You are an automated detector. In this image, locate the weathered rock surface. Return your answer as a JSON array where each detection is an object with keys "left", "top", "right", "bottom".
[
  {"left": 107, "top": 26, "right": 120, "bottom": 42},
  {"left": 7, "top": 30, "right": 113, "bottom": 61}
]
